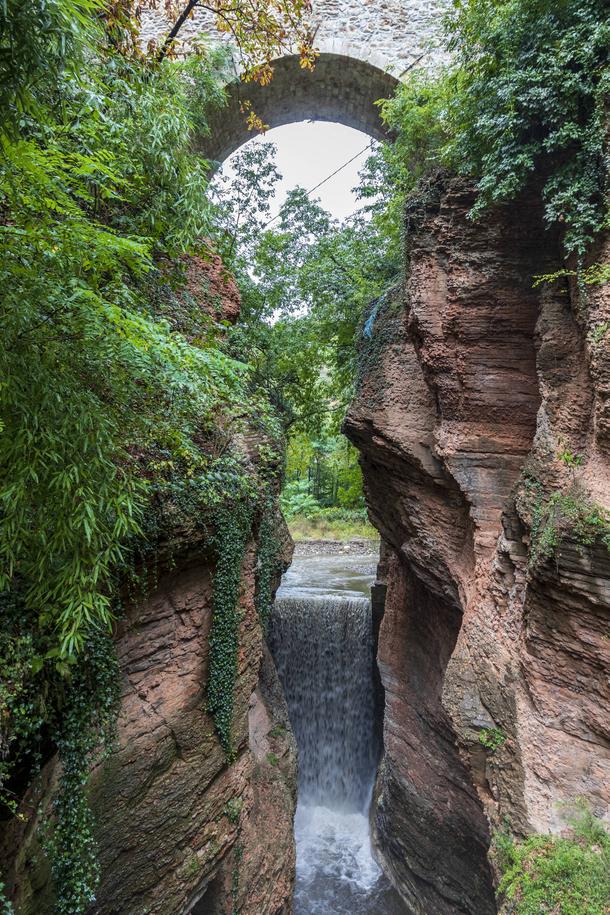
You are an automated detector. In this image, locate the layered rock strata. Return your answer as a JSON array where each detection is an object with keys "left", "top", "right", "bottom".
[
  {"left": 345, "top": 176, "right": 610, "bottom": 914},
  {"left": 1, "top": 523, "right": 296, "bottom": 915}
]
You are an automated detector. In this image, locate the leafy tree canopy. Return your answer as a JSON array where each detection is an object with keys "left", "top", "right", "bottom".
[
  {"left": 0, "top": 0, "right": 312, "bottom": 657},
  {"left": 208, "top": 140, "right": 399, "bottom": 522},
  {"left": 0, "top": 0, "right": 311, "bottom": 908},
  {"left": 211, "top": 142, "right": 400, "bottom": 430},
  {"left": 380, "top": 0, "right": 609, "bottom": 256}
]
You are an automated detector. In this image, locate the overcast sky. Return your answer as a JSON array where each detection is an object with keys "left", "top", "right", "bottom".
[{"left": 217, "top": 121, "right": 375, "bottom": 222}]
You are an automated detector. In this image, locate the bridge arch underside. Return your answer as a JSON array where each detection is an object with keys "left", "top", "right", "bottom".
[{"left": 200, "top": 54, "right": 399, "bottom": 163}]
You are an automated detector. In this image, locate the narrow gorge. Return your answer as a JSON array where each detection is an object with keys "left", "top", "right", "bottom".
[{"left": 0, "top": 1, "right": 608, "bottom": 914}]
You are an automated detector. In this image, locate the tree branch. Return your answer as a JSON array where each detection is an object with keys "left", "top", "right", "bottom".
[
  {"left": 158, "top": 0, "right": 200, "bottom": 61},
  {"left": 157, "top": 0, "right": 245, "bottom": 63}
]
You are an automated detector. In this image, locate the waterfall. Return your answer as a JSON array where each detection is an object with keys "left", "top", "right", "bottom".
[
  {"left": 268, "top": 569, "right": 405, "bottom": 915},
  {"left": 269, "top": 594, "right": 378, "bottom": 811}
]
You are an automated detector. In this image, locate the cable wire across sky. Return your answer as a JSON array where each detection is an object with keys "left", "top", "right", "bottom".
[{"left": 261, "top": 139, "right": 375, "bottom": 229}]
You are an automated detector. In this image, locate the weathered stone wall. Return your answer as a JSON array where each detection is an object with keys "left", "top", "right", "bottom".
[
  {"left": 140, "top": 0, "right": 449, "bottom": 74},
  {"left": 198, "top": 53, "right": 399, "bottom": 162},
  {"left": 344, "top": 175, "right": 610, "bottom": 913},
  {"left": 141, "top": 0, "right": 449, "bottom": 161}
]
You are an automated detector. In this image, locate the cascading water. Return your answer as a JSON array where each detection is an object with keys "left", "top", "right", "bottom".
[
  {"left": 271, "top": 594, "right": 377, "bottom": 808},
  {"left": 269, "top": 550, "right": 406, "bottom": 914}
]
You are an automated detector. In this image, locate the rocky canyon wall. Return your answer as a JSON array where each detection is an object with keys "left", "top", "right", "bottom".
[
  {"left": 0, "top": 254, "right": 298, "bottom": 915},
  {"left": 344, "top": 175, "right": 610, "bottom": 914},
  {"left": 1, "top": 516, "right": 296, "bottom": 915}
]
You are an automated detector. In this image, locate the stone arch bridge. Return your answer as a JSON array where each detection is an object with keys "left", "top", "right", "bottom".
[{"left": 141, "top": 0, "right": 447, "bottom": 161}]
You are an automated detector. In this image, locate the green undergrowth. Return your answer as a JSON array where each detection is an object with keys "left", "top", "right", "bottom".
[
  {"left": 288, "top": 514, "right": 378, "bottom": 542},
  {"left": 495, "top": 807, "right": 610, "bottom": 914},
  {"left": 520, "top": 476, "right": 610, "bottom": 569},
  {"left": 280, "top": 430, "right": 373, "bottom": 535},
  {"left": 478, "top": 727, "right": 507, "bottom": 753}
]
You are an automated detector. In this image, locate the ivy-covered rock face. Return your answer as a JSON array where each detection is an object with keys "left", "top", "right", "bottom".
[
  {"left": 380, "top": 0, "right": 609, "bottom": 260},
  {"left": 0, "top": 0, "right": 299, "bottom": 906},
  {"left": 0, "top": 428, "right": 296, "bottom": 915},
  {"left": 207, "top": 503, "right": 257, "bottom": 759}
]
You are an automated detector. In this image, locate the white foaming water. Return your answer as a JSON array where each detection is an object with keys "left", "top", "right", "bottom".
[
  {"left": 294, "top": 803, "right": 387, "bottom": 914},
  {"left": 269, "top": 553, "right": 406, "bottom": 915}
]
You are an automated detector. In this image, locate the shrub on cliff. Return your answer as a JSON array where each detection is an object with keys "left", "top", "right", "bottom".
[
  {"left": 380, "top": 0, "right": 609, "bottom": 257},
  {"left": 496, "top": 807, "right": 610, "bottom": 914}
]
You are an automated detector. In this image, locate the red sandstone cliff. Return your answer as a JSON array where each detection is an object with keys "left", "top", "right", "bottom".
[
  {"left": 344, "top": 176, "right": 610, "bottom": 914},
  {"left": 1, "top": 522, "right": 296, "bottom": 915}
]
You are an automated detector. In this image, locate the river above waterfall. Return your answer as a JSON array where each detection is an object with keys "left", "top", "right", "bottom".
[
  {"left": 277, "top": 548, "right": 378, "bottom": 599},
  {"left": 269, "top": 545, "right": 407, "bottom": 915}
]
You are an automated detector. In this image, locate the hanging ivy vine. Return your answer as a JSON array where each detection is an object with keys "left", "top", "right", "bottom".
[
  {"left": 45, "top": 632, "right": 120, "bottom": 915},
  {"left": 0, "top": 877, "right": 13, "bottom": 915},
  {"left": 207, "top": 502, "right": 256, "bottom": 759}
]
